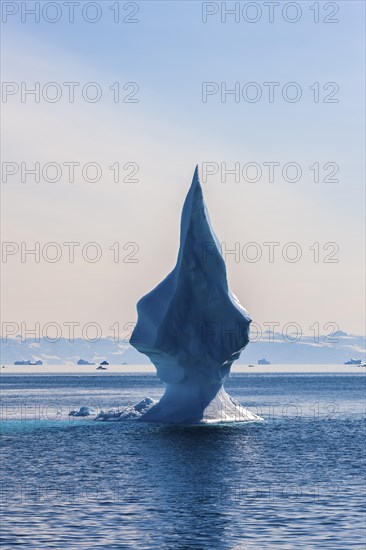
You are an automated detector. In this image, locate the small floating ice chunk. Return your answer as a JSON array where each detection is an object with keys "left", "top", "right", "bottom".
[
  {"left": 68, "top": 406, "right": 97, "bottom": 417},
  {"left": 94, "top": 397, "right": 156, "bottom": 422}
]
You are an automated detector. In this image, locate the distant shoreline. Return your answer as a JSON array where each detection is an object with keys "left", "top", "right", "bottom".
[{"left": 0, "top": 364, "right": 364, "bottom": 375}]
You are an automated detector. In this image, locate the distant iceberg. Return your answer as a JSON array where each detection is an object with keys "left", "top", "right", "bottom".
[
  {"left": 14, "top": 360, "right": 43, "bottom": 365},
  {"left": 130, "top": 167, "right": 261, "bottom": 424},
  {"left": 344, "top": 358, "right": 362, "bottom": 365}
]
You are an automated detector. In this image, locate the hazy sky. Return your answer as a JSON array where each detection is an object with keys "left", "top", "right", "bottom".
[{"left": 1, "top": 1, "right": 365, "bottom": 341}]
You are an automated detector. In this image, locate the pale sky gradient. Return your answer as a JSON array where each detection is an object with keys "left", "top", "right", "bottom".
[{"left": 1, "top": 1, "right": 365, "bottom": 339}]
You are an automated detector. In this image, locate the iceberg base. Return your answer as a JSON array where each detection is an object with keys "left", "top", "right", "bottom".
[{"left": 138, "top": 380, "right": 262, "bottom": 424}]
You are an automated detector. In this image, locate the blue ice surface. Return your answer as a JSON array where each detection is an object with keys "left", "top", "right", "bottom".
[{"left": 131, "top": 168, "right": 255, "bottom": 423}]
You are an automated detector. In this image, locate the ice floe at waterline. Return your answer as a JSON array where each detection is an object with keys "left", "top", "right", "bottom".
[
  {"left": 130, "top": 167, "right": 262, "bottom": 424},
  {"left": 68, "top": 406, "right": 98, "bottom": 417},
  {"left": 68, "top": 395, "right": 259, "bottom": 424},
  {"left": 68, "top": 398, "right": 156, "bottom": 421}
]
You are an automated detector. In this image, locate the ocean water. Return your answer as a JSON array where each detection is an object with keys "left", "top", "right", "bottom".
[{"left": 0, "top": 372, "right": 365, "bottom": 549}]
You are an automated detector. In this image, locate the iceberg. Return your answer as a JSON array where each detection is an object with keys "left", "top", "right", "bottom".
[{"left": 130, "top": 167, "right": 261, "bottom": 424}]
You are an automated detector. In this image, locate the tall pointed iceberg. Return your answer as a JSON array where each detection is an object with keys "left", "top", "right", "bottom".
[{"left": 131, "top": 167, "right": 260, "bottom": 423}]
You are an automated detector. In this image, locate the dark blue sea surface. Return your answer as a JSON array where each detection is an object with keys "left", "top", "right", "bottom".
[{"left": 1, "top": 373, "right": 365, "bottom": 549}]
